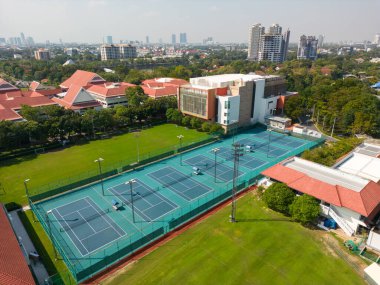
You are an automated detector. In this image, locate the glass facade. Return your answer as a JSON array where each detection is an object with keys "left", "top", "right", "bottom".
[{"left": 180, "top": 88, "right": 208, "bottom": 117}]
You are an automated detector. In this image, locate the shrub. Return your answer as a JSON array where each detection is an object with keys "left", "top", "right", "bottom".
[
  {"left": 290, "top": 194, "right": 320, "bottom": 224},
  {"left": 262, "top": 183, "right": 295, "bottom": 214}
]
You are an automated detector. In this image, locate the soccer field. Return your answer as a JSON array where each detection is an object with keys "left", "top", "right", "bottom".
[
  {"left": 0, "top": 124, "right": 209, "bottom": 205},
  {"left": 104, "top": 193, "right": 365, "bottom": 285}
]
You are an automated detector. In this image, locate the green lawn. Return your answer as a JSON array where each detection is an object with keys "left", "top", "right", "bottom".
[
  {"left": 105, "top": 193, "right": 364, "bottom": 285},
  {"left": 0, "top": 124, "right": 209, "bottom": 206}
]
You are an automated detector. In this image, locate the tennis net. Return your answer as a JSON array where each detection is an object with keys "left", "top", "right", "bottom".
[{"left": 60, "top": 208, "right": 110, "bottom": 232}]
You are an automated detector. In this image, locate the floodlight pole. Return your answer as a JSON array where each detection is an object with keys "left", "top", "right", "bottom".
[
  {"left": 231, "top": 120, "right": 238, "bottom": 144},
  {"left": 127, "top": 179, "right": 136, "bottom": 223},
  {"left": 230, "top": 143, "right": 243, "bottom": 223},
  {"left": 212, "top": 148, "right": 219, "bottom": 183},
  {"left": 267, "top": 129, "right": 272, "bottom": 158},
  {"left": 46, "top": 210, "right": 57, "bottom": 260},
  {"left": 177, "top": 135, "right": 184, "bottom": 166},
  {"left": 23, "top": 178, "right": 30, "bottom": 201},
  {"left": 95, "top": 158, "right": 104, "bottom": 196}
]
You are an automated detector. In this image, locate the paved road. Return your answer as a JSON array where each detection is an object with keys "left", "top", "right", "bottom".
[{"left": 9, "top": 210, "right": 49, "bottom": 285}]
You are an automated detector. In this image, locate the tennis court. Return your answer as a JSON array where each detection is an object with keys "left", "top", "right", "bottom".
[
  {"left": 148, "top": 166, "right": 212, "bottom": 201},
  {"left": 184, "top": 154, "right": 241, "bottom": 182},
  {"left": 31, "top": 126, "right": 323, "bottom": 283},
  {"left": 109, "top": 180, "right": 178, "bottom": 221},
  {"left": 211, "top": 146, "right": 268, "bottom": 171},
  {"left": 50, "top": 197, "right": 125, "bottom": 256}
]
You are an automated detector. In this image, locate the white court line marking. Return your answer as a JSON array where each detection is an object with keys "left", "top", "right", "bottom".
[
  {"left": 61, "top": 205, "right": 92, "bottom": 218},
  {"left": 93, "top": 186, "right": 141, "bottom": 231},
  {"left": 54, "top": 195, "right": 93, "bottom": 214},
  {"left": 156, "top": 173, "right": 192, "bottom": 201},
  {"left": 76, "top": 210, "right": 96, "bottom": 235},
  {"left": 53, "top": 208, "right": 88, "bottom": 256},
  {"left": 84, "top": 197, "right": 124, "bottom": 237},
  {"left": 80, "top": 226, "right": 112, "bottom": 242},
  {"left": 142, "top": 201, "right": 179, "bottom": 221},
  {"left": 135, "top": 180, "right": 179, "bottom": 209}
]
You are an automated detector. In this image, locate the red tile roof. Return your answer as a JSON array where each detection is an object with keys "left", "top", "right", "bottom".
[
  {"left": 0, "top": 89, "right": 57, "bottom": 121},
  {"left": 262, "top": 162, "right": 380, "bottom": 217},
  {"left": 60, "top": 70, "right": 106, "bottom": 89},
  {"left": 86, "top": 82, "right": 136, "bottom": 98},
  {"left": 0, "top": 205, "right": 35, "bottom": 285},
  {"left": 141, "top": 78, "right": 187, "bottom": 99},
  {"left": 52, "top": 85, "right": 101, "bottom": 110},
  {"left": 29, "top": 81, "right": 41, "bottom": 91},
  {"left": 0, "top": 78, "right": 19, "bottom": 94}
]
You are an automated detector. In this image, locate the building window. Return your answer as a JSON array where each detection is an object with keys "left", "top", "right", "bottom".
[{"left": 224, "top": 101, "right": 230, "bottom": 109}]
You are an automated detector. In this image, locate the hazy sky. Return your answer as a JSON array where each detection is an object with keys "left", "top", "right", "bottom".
[{"left": 1, "top": 0, "right": 379, "bottom": 44}]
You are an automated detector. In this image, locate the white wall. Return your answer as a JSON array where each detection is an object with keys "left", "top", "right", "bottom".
[
  {"left": 251, "top": 79, "right": 279, "bottom": 124},
  {"left": 367, "top": 230, "right": 380, "bottom": 252},
  {"left": 331, "top": 205, "right": 366, "bottom": 231},
  {"left": 217, "top": 95, "right": 240, "bottom": 125}
]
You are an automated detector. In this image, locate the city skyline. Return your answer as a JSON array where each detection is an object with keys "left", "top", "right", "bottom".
[{"left": 0, "top": 0, "right": 379, "bottom": 44}]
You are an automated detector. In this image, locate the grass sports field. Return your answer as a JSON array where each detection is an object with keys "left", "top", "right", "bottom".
[
  {"left": 104, "top": 194, "right": 364, "bottom": 285},
  {"left": 0, "top": 124, "right": 209, "bottom": 205}
]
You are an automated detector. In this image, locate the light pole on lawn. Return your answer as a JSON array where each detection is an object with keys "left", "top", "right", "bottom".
[
  {"left": 126, "top": 179, "right": 137, "bottom": 223},
  {"left": 24, "top": 178, "right": 30, "bottom": 201},
  {"left": 212, "top": 148, "right": 220, "bottom": 183},
  {"left": 177, "top": 135, "right": 184, "bottom": 166},
  {"left": 46, "top": 210, "right": 57, "bottom": 260},
  {"left": 94, "top": 158, "right": 104, "bottom": 196}
]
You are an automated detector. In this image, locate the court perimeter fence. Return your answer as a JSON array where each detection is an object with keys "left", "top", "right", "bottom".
[
  {"left": 30, "top": 130, "right": 325, "bottom": 284},
  {"left": 29, "top": 134, "right": 217, "bottom": 202}
]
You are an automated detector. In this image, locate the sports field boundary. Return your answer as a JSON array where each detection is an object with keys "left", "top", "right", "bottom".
[
  {"left": 29, "top": 136, "right": 219, "bottom": 205},
  {"left": 81, "top": 185, "right": 257, "bottom": 285}
]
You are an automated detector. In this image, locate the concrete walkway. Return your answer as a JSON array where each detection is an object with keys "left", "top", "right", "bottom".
[{"left": 8, "top": 210, "right": 50, "bottom": 285}]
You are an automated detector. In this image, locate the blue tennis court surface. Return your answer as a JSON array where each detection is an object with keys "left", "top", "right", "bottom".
[
  {"left": 51, "top": 197, "right": 125, "bottom": 256},
  {"left": 148, "top": 166, "right": 212, "bottom": 201},
  {"left": 109, "top": 180, "right": 178, "bottom": 221},
  {"left": 184, "top": 154, "right": 241, "bottom": 182},
  {"left": 32, "top": 126, "right": 323, "bottom": 283}
]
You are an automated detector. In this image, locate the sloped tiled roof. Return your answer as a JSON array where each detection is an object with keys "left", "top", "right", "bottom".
[
  {"left": 262, "top": 158, "right": 380, "bottom": 217},
  {"left": 0, "top": 90, "right": 57, "bottom": 121},
  {"left": 0, "top": 205, "right": 35, "bottom": 285},
  {"left": 52, "top": 85, "right": 100, "bottom": 110},
  {"left": 86, "top": 82, "right": 136, "bottom": 98},
  {"left": 60, "top": 70, "right": 106, "bottom": 89}
]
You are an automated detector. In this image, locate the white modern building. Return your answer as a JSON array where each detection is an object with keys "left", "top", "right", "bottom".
[
  {"left": 248, "top": 23, "right": 290, "bottom": 63},
  {"left": 178, "top": 73, "right": 293, "bottom": 132}
]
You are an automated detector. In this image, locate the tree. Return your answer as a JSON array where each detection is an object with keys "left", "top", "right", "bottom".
[
  {"left": 290, "top": 195, "right": 320, "bottom": 224},
  {"left": 201, "top": 122, "right": 212, "bottom": 132},
  {"left": 125, "top": 86, "right": 147, "bottom": 108},
  {"left": 262, "top": 183, "right": 295, "bottom": 214},
  {"left": 190, "top": 117, "right": 202, "bottom": 129},
  {"left": 209, "top": 123, "right": 224, "bottom": 135}
]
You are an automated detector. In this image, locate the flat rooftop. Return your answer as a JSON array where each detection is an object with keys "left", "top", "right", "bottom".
[
  {"left": 283, "top": 157, "right": 368, "bottom": 192},
  {"left": 355, "top": 143, "right": 380, "bottom": 158},
  {"left": 335, "top": 144, "right": 380, "bottom": 183},
  {"left": 189, "top": 73, "right": 279, "bottom": 88}
]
